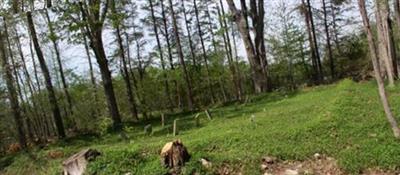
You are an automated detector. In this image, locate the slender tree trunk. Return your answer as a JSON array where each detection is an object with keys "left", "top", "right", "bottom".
[
  {"left": 358, "top": 0, "right": 400, "bottom": 139},
  {"left": 161, "top": 0, "right": 181, "bottom": 109},
  {"left": 219, "top": 1, "right": 242, "bottom": 100},
  {"left": 45, "top": 9, "right": 74, "bottom": 116},
  {"left": 79, "top": 2, "right": 122, "bottom": 129},
  {"left": 180, "top": 0, "right": 197, "bottom": 67},
  {"left": 322, "top": 0, "right": 335, "bottom": 80},
  {"left": 307, "top": 0, "right": 323, "bottom": 82},
  {"left": 27, "top": 12, "right": 66, "bottom": 138},
  {"left": 0, "top": 30, "right": 27, "bottom": 148},
  {"left": 169, "top": 0, "right": 195, "bottom": 110},
  {"left": 226, "top": 0, "right": 267, "bottom": 93},
  {"left": 301, "top": 0, "right": 319, "bottom": 84},
  {"left": 376, "top": 0, "right": 395, "bottom": 86},
  {"left": 149, "top": 0, "right": 173, "bottom": 110},
  {"left": 81, "top": 27, "right": 99, "bottom": 117},
  {"left": 111, "top": 0, "right": 139, "bottom": 121},
  {"left": 193, "top": 0, "right": 215, "bottom": 103}
]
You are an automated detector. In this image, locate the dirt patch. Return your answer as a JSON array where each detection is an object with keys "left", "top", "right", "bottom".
[{"left": 260, "top": 154, "right": 398, "bottom": 175}]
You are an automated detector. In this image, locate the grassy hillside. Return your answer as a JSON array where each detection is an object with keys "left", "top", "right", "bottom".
[{"left": 2, "top": 80, "right": 400, "bottom": 174}]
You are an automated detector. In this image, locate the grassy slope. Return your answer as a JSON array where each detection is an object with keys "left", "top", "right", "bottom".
[{"left": 3, "top": 79, "right": 400, "bottom": 174}]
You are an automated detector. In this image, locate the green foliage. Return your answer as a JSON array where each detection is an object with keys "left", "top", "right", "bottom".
[{"left": 4, "top": 80, "right": 400, "bottom": 174}]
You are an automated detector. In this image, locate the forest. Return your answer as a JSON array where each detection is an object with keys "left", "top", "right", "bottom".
[{"left": 1, "top": 0, "right": 400, "bottom": 174}]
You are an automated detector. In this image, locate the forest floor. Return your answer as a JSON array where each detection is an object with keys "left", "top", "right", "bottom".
[{"left": 2, "top": 79, "right": 400, "bottom": 174}]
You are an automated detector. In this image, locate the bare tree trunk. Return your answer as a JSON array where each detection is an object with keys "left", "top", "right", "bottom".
[
  {"left": 180, "top": 0, "right": 197, "bottom": 67},
  {"left": 27, "top": 12, "right": 66, "bottom": 138},
  {"left": 111, "top": 0, "right": 139, "bottom": 121},
  {"left": 81, "top": 27, "right": 99, "bottom": 117},
  {"left": 322, "top": 0, "right": 335, "bottom": 80},
  {"left": 149, "top": 0, "right": 173, "bottom": 110},
  {"left": 79, "top": 1, "right": 122, "bottom": 130},
  {"left": 193, "top": 0, "right": 216, "bottom": 103},
  {"left": 160, "top": 0, "right": 181, "bottom": 109},
  {"left": 301, "top": 0, "right": 319, "bottom": 84},
  {"left": 220, "top": 0, "right": 243, "bottom": 100},
  {"left": 307, "top": 0, "right": 323, "bottom": 82},
  {"left": 45, "top": 9, "right": 74, "bottom": 115},
  {"left": 0, "top": 29, "right": 27, "bottom": 148},
  {"left": 358, "top": 0, "right": 400, "bottom": 139},
  {"left": 169, "top": 0, "right": 195, "bottom": 110},
  {"left": 217, "top": 5, "right": 239, "bottom": 101},
  {"left": 226, "top": 0, "right": 267, "bottom": 93},
  {"left": 375, "top": 0, "right": 395, "bottom": 86}
]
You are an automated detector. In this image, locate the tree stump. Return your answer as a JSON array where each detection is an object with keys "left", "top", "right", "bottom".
[
  {"left": 62, "top": 149, "right": 101, "bottom": 175},
  {"left": 173, "top": 119, "right": 178, "bottom": 136},
  {"left": 160, "top": 140, "right": 191, "bottom": 170},
  {"left": 161, "top": 113, "right": 165, "bottom": 128}
]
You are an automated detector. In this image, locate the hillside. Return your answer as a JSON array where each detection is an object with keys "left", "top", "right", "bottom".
[{"left": 2, "top": 80, "right": 400, "bottom": 174}]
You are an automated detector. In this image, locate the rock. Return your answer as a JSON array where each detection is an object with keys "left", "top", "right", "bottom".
[
  {"left": 262, "top": 156, "right": 276, "bottom": 164},
  {"left": 200, "top": 158, "right": 212, "bottom": 169},
  {"left": 62, "top": 149, "right": 101, "bottom": 175},
  {"left": 160, "top": 140, "right": 191, "bottom": 169},
  {"left": 313, "top": 153, "right": 321, "bottom": 159},
  {"left": 285, "top": 169, "right": 299, "bottom": 175}
]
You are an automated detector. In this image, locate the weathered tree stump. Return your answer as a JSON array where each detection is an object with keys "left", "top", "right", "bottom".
[
  {"left": 160, "top": 140, "right": 190, "bottom": 170},
  {"left": 62, "top": 149, "right": 101, "bottom": 175},
  {"left": 194, "top": 113, "right": 200, "bottom": 127}
]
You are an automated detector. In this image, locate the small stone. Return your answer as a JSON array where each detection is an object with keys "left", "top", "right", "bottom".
[
  {"left": 285, "top": 169, "right": 299, "bottom": 175},
  {"left": 262, "top": 156, "right": 276, "bottom": 164},
  {"left": 124, "top": 173, "right": 132, "bottom": 175},
  {"left": 313, "top": 153, "right": 321, "bottom": 159},
  {"left": 200, "top": 158, "right": 212, "bottom": 169}
]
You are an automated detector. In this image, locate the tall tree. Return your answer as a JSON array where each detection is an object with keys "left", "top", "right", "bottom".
[
  {"left": 180, "top": 0, "right": 197, "bottom": 66},
  {"left": 193, "top": 0, "right": 216, "bottom": 103},
  {"left": 358, "top": 0, "right": 400, "bottom": 138},
  {"left": 44, "top": 9, "right": 74, "bottom": 115},
  {"left": 168, "top": 0, "right": 195, "bottom": 110},
  {"left": 79, "top": 0, "right": 122, "bottom": 129},
  {"left": 27, "top": 11, "right": 66, "bottom": 138},
  {"left": 376, "top": 0, "right": 396, "bottom": 86},
  {"left": 110, "top": 0, "right": 139, "bottom": 121},
  {"left": 148, "top": 0, "right": 173, "bottom": 109},
  {"left": 226, "top": 0, "right": 268, "bottom": 93},
  {"left": 0, "top": 28, "right": 27, "bottom": 148},
  {"left": 300, "top": 0, "right": 322, "bottom": 84},
  {"left": 322, "top": 0, "right": 335, "bottom": 79}
]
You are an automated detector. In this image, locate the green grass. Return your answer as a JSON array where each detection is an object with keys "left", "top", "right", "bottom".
[{"left": 3, "top": 79, "right": 400, "bottom": 174}]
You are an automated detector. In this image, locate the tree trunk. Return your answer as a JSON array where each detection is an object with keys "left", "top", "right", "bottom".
[
  {"left": 180, "top": 0, "right": 197, "bottom": 67},
  {"left": 149, "top": 0, "right": 173, "bottom": 110},
  {"left": 358, "top": 0, "right": 400, "bottom": 139},
  {"left": 111, "top": 0, "right": 139, "bottom": 121},
  {"left": 226, "top": 0, "right": 267, "bottom": 93},
  {"left": 45, "top": 9, "right": 74, "bottom": 115},
  {"left": 376, "top": 0, "right": 396, "bottom": 86},
  {"left": 160, "top": 0, "right": 181, "bottom": 109},
  {"left": 27, "top": 11, "right": 66, "bottom": 138},
  {"left": 307, "top": 0, "right": 323, "bottom": 82},
  {"left": 193, "top": 0, "right": 216, "bottom": 103},
  {"left": 322, "top": 0, "right": 335, "bottom": 80},
  {"left": 0, "top": 29, "right": 27, "bottom": 148},
  {"left": 79, "top": 1, "right": 122, "bottom": 130},
  {"left": 169, "top": 0, "right": 195, "bottom": 110}
]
